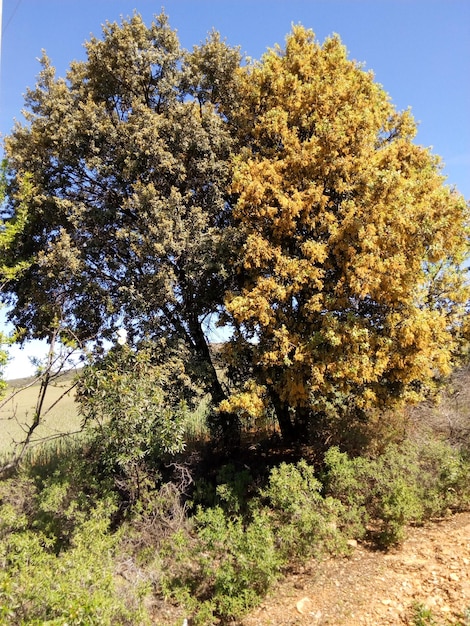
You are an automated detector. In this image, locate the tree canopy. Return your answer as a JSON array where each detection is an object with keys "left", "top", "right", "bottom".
[
  {"left": 2, "top": 13, "right": 240, "bottom": 416},
  {"left": 221, "top": 26, "right": 470, "bottom": 440},
  {"left": 1, "top": 15, "right": 468, "bottom": 446}
]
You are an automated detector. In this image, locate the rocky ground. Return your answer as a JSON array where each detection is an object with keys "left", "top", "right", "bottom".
[{"left": 241, "top": 511, "right": 470, "bottom": 626}]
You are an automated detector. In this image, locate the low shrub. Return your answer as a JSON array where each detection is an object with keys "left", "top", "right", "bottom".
[
  {"left": 162, "top": 461, "right": 348, "bottom": 624},
  {"left": 0, "top": 500, "right": 149, "bottom": 625},
  {"left": 324, "top": 440, "right": 470, "bottom": 548},
  {"left": 261, "top": 459, "right": 348, "bottom": 560},
  {"left": 161, "top": 505, "right": 282, "bottom": 625}
]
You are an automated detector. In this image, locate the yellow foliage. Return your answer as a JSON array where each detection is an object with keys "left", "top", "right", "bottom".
[
  {"left": 225, "top": 25, "right": 470, "bottom": 434},
  {"left": 218, "top": 381, "right": 267, "bottom": 421}
]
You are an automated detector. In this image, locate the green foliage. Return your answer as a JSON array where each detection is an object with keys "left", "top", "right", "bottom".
[
  {"left": 261, "top": 459, "right": 347, "bottom": 559},
  {"left": 0, "top": 466, "right": 148, "bottom": 625},
  {"left": 0, "top": 160, "right": 33, "bottom": 286},
  {"left": 0, "top": 506, "right": 145, "bottom": 625},
  {"left": 2, "top": 12, "right": 238, "bottom": 436},
  {"left": 324, "top": 441, "right": 470, "bottom": 547},
  {"left": 163, "top": 460, "right": 346, "bottom": 624},
  {"left": 411, "top": 603, "right": 438, "bottom": 626},
  {"left": 0, "top": 160, "right": 34, "bottom": 399},
  {"left": 409, "top": 602, "right": 470, "bottom": 626},
  {"left": 162, "top": 505, "right": 282, "bottom": 624},
  {"left": 77, "top": 345, "right": 188, "bottom": 493},
  {"left": 1, "top": 428, "right": 469, "bottom": 625},
  {"left": 0, "top": 339, "right": 7, "bottom": 399},
  {"left": 214, "top": 463, "right": 253, "bottom": 515}
]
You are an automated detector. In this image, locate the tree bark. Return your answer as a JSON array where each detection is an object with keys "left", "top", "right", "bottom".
[
  {"left": 269, "top": 387, "right": 296, "bottom": 443},
  {"left": 188, "top": 317, "right": 240, "bottom": 445},
  {"left": 188, "top": 316, "right": 226, "bottom": 405}
]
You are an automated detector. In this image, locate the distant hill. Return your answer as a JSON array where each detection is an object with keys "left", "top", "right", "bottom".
[{"left": 6, "top": 366, "right": 82, "bottom": 389}]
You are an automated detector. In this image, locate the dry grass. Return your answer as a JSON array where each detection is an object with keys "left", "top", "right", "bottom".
[{"left": 0, "top": 374, "right": 82, "bottom": 454}]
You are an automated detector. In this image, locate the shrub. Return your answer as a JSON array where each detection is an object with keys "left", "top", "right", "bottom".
[
  {"left": 77, "top": 345, "right": 189, "bottom": 500},
  {"left": 324, "top": 444, "right": 425, "bottom": 546},
  {"left": 214, "top": 463, "right": 253, "bottom": 515},
  {"left": 161, "top": 505, "right": 282, "bottom": 624},
  {"left": 324, "top": 440, "right": 470, "bottom": 548},
  {"left": 414, "top": 439, "right": 470, "bottom": 517},
  {"left": 261, "top": 459, "right": 348, "bottom": 560},
  {"left": 161, "top": 460, "right": 354, "bottom": 624},
  {"left": 0, "top": 500, "right": 149, "bottom": 625}
]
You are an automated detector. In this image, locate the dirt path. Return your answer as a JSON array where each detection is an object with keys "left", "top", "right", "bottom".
[{"left": 242, "top": 512, "right": 470, "bottom": 625}]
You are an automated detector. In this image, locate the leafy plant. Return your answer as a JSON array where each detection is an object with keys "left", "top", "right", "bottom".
[
  {"left": 261, "top": 459, "right": 348, "bottom": 559},
  {"left": 161, "top": 505, "right": 282, "bottom": 624},
  {"left": 0, "top": 495, "right": 148, "bottom": 625},
  {"left": 411, "top": 602, "right": 437, "bottom": 626},
  {"left": 77, "top": 345, "right": 189, "bottom": 499},
  {"left": 324, "top": 440, "right": 470, "bottom": 548}
]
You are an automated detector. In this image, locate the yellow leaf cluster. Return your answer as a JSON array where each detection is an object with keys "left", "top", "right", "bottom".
[{"left": 225, "top": 25, "right": 470, "bottom": 426}]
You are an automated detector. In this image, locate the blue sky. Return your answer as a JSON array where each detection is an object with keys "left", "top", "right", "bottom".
[{"left": 1, "top": 0, "right": 469, "bottom": 378}]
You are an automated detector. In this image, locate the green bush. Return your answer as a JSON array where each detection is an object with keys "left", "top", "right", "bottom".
[
  {"left": 414, "top": 439, "right": 470, "bottom": 517},
  {"left": 162, "top": 460, "right": 351, "bottom": 624},
  {"left": 0, "top": 500, "right": 148, "bottom": 625},
  {"left": 411, "top": 602, "right": 437, "bottom": 626},
  {"left": 0, "top": 440, "right": 154, "bottom": 625},
  {"left": 215, "top": 463, "right": 253, "bottom": 515},
  {"left": 261, "top": 459, "right": 347, "bottom": 559},
  {"left": 189, "top": 462, "right": 255, "bottom": 518},
  {"left": 161, "top": 505, "right": 282, "bottom": 624},
  {"left": 324, "top": 440, "right": 470, "bottom": 548},
  {"left": 1, "top": 403, "right": 469, "bottom": 626},
  {"left": 77, "top": 345, "right": 189, "bottom": 500},
  {"left": 324, "top": 445, "right": 425, "bottom": 546}
]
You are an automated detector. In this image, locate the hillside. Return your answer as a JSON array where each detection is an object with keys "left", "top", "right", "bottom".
[{"left": 0, "top": 370, "right": 81, "bottom": 454}]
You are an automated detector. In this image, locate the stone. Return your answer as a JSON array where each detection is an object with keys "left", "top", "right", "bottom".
[{"left": 296, "top": 597, "right": 313, "bottom": 614}]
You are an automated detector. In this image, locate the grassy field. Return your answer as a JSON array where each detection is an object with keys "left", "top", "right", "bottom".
[
  {"left": 0, "top": 373, "right": 82, "bottom": 455},
  {"left": 0, "top": 371, "right": 211, "bottom": 456}
]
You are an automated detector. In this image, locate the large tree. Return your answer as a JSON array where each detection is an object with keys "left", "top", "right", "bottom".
[
  {"left": 222, "top": 27, "right": 469, "bottom": 442},
  {"left": 3, "top": 19, "right": 469, "bottom": 448},
  {"left": 2, "top": 14, "right": 240, "bottom": 416}
]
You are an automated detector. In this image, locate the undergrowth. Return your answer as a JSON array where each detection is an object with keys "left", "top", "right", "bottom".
[{"left": 0, "top": 420, "right": 469, "bottom": 624}]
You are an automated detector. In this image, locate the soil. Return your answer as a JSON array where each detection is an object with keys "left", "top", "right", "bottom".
[{"left": 241, "top": 511, "right": 470, "bottom": 626}]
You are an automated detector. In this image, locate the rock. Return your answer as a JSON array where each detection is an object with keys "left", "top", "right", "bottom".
[
  {"left": 347, "top": 539, "right": 358, "bottom": 548},
  {"left": 296, "top": 597, "right": 313, "bottom": 614}
]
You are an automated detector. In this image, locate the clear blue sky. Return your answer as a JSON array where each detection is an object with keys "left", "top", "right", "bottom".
[{"left": 1, "top": 0, "right": 469, "bottom": 378}]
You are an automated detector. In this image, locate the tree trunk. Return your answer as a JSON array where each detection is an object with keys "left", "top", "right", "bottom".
[
  {"left": 269, "top": 387, "right": 296, "bottom": 443},
  {"left": 189, "top": 318, "right": 240, "bottom": 445},
  {"left": 188, "top": 317, "right": 226, "bottom": 404}
]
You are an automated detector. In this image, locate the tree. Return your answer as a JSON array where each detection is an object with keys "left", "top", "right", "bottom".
[
  {"left": 3, "top": 18, "right": 469, "bottom": 450},
  {"left": 0, "top": 161, "right": 87, "bottom": 473},
  {"left": 0, "top": 160, "right": 34, "bottom": 395},
  {"left": 2, "top": 14, "right": 241, "bottom": 425},
  {"left": 222, "top": 27, "right": 469, "bottom": 442}
]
